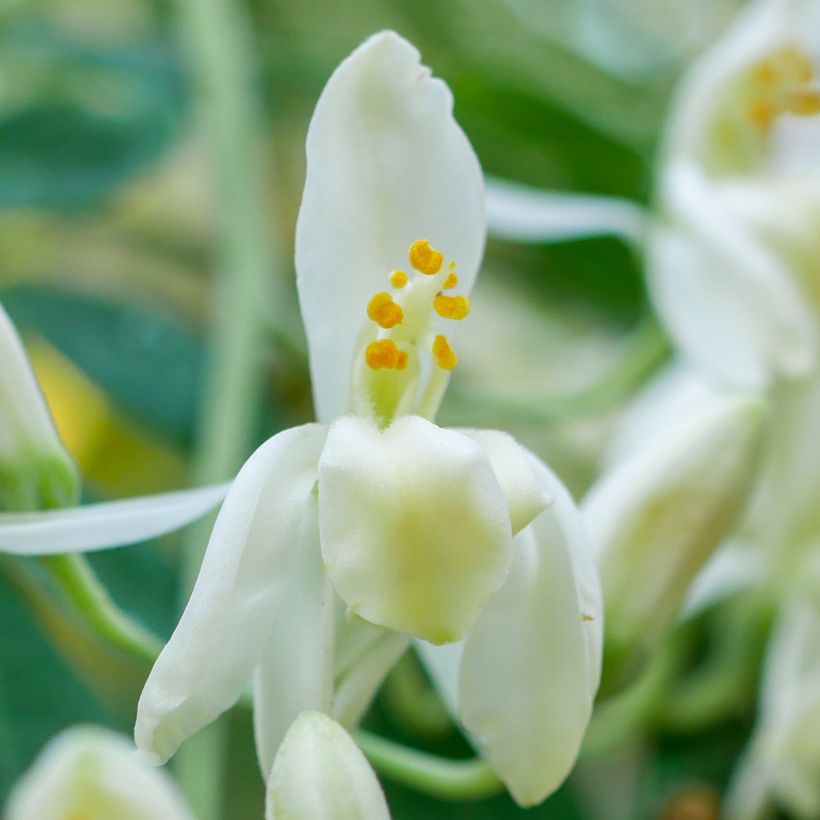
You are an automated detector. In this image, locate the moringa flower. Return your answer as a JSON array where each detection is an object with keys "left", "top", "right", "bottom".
[
  {"left": 648, "top": 0, "right": 820, "bottom": 389},
  {"left": 4, "top": 726, "right": 194, "bottom": 820},
  {"left": 135, "top": 31, "right": 602, "bottom": 808}
]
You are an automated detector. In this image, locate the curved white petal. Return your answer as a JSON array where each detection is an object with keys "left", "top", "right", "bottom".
[
  {"left": 460, "top": 428, "right": 551, "bottom": 535},
  {"left": 0, "top": 483, "right": 230, "bottom": 555},
  {"left": 486, "top": 177, "right": 647, "bottom": 247},
  {"left": 648, "top": 163, "right": 818, "bottom": 389},
  {"left": 135, "top": 424, "right": 327, "bottom": 764},
  {"left": 266, "top": 712, "right": 390, "bottom": 820},
  {"left": 318, "top": 415, "right": 511, "bottom": 644},
  {"left": 457, "top": 455, "right": 602, "bottom": 807},
  {"left": 5, "top": 726, "right": 193, "bottom": 820},
  {"left": 296, "top": 31, "right": 485, "bottom": 422},
  {"left": 584, "top": 394, "right": 764, "bottom": 661},
  {"left": 252, "top": 492, "right": 336, "bottom": 778}
]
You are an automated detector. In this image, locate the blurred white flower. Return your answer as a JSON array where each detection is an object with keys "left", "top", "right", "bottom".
[
  {"left": 648, "top": 0, "right": 820, "bottom": 389},
  {"left": 266, "top": 712, "right": 390, "bottom": 820},
  {"left": 4, "top": 725, "right": 193, "bottom": 820},
  {"left": 135, "top": 30, "right": 602, "bottom": 808},
  {"left": 726, "top": 596, "right": 820, "bottom": 819},
  {"left": 583, "top": 390, "right": 763, "bottom": 674}
]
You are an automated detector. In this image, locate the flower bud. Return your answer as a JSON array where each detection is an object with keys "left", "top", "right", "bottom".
[
  {"left": 583, "top": 395, "right": 764, "bottom": 683},
  {"left": 266, "top": 712, "right": 390, "bottom": 820},
  {"left": 0, "top": 304, "right": 78, "bottom": 511},
  {"left": 4, "top": 725, "right": 193, "bottom": 819}
]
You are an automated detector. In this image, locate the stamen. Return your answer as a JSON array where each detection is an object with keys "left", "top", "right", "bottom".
[
  {"left": 432, "top": 335, "right": 457, "bottom": 370},
  {"left": 367, "top": 292, "right": 404, "bottom": 329},
  {"left": 443, "top": 272, "right": 459, "bottom": 290},
  {"left": 389, "top": 270, "right": 408, "bottom": 288},
  {"left": 787, "top": 88, "right": 820, "bottom": 116},
  {"left": 433, "top": 294, "right": 470, "bottom": 320},
  {"left": 409, "top": 239, "right": 443, "bottom": 275},
  {"left": 365, "top": 340, "right": 405, "bottom": 370}
]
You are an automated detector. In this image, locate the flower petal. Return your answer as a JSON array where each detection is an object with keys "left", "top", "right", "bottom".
[
  {"left": 135, "top": 424, "right": 327, "bottom": 763},
  {"left": 457, "top": 455, "right": 602, "bottom": 806},
  {"left": 266, "top": 712, "right": 390, "bottom": 820},
  {"left": 318, "top": 415, "right": 511, "bottom": 644},
  {"left": 252, "top": 492, "right": 335, "bottom": 778},
  {"left": 296, "top": 31, "right": 485, "bottom": 422},
  {"left": 460, "top": 428, "right": 551, "bottom": 535},
  {"left": 0, "top": 483, "right": 230, "bottom": 555},
  {"left": 5, "top": 726, "right": 193, "bottom": 820},
  {"left": 486, "top": 177, "right": 647, "bottom": 247}
]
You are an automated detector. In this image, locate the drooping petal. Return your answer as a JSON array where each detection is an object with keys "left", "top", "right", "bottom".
[
  {"left": 266, "top": 712, "right": 391, "bottom": 820},
  {"left": 135, "top": 424, "right": 327, "bottom": 764},
  {"left": 5, "top": 726, "right": 193, "bottom": 820},
  {"left": 296, "top": 31, "right": 485, "bottom": 423},
  {"left": 318, "top": 415, "right": 511, "bottom": 644},
  {"left": 461, "top": 428, "right": 551, "bottom": 535},
  {"left": 457, "top": 455, "right": 602, "bottom": 807},
  {"left": 0, "top": 483, "right": 230, "bottom": 555},
  {"left": 486, "top": 177, "right": 647, "bottom": 247},
  {"left": 252, "top": 492, "right": 336, "bottom": 778}
]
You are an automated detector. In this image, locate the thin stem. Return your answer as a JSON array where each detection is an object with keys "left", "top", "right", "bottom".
[
  {"left": 355, "top": 730, "right": 504, "bottom": 802},
  {"left": 38, "top": 554, "right": 162, "bottom": 665},
  {"left": 171, "top": 0, "right": 280, "bottom": 813}
]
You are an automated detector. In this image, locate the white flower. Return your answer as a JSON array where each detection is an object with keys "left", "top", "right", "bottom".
[
  {"left": 0, "top": 303, "right": 78, "bottom": 512},
  {"left": 4, "top": 725, "right": 193, "bottom": 820},
  {"left": 583, "top": 387, "right": 764, "bottom": 674},
  {"left": 135, "top": 31, "right": 602, "bottom": 808},
  {"left": 648, "top": 0, "right": 820, "bottom": 389},
  {"left": 726, "top": 596, "right": 820, "bottom": 820},
  {"left": 266, "top": 712, "right": 390, "bottom": 820}
]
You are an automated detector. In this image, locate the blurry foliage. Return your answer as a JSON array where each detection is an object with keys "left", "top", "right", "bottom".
[{"left": 0, "top": 0, "right": 752, "bottom": 817}]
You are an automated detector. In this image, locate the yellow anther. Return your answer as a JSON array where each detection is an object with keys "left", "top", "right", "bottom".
[
  {"left": 787, "top": 88, "right": 820, "bottom": 116},
  {"left": 433, "top": 293, "right": 470, "bottom": 320},
  {"left": 367, "top": 292, "right": 404, "bottom": 329},
  {"left": 432, "top": 334, "right": 457, "bottom": 370},
  {"left": 409, "top": 239, "right": 443, "bottom": 275},
  {"left": 443, "top": 272, "right": 459, "bottom": 290},
  {"left": 753, "top": 60, "right": 779, "bottom": 87},
  {"left": 448, "top": 261, "right": 456, "bottom": 270},
  {"left": 365, "top": 339, "right": 404, "bottom": 370},
  {"left": 389, "top": 270, "right": 408, "bottom": 288},
  {"left": 748, "top": 101, "right": 776, "bottom": 130}
]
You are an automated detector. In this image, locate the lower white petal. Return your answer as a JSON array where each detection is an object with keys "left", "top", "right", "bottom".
[
  {"left": 0, "top": 483, "right": 230, "bottom": 555},
  {"left": 457, "top": 456, "right": 602, "bottom": 807},
  {"left": 318, "top": 415, "right": 512, "bottom": 644},
  {"left": 5, "top": 726, "right": 193, "bottom": 820},
  {"left": 135, "top": 424, "right": 327, "bottom": 763},
  {"left": 266, "top": 712, "right": 390, "bottom": 820}
]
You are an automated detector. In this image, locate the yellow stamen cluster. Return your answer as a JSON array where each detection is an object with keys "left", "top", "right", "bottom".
[
  {"left": 367, "top": 292, "right": 404, "bottom": 329},
  {"left": 365, "top": 339, "right": 408, "bottom": 370},
  {"left": 433, "top": 293, "right": 470, "bottom": 320},
  {"left": 432, "top": 334, "right": 457, "bottom": 370},
  {"left": 389, "top": 270, "right": 408, "bottom": 288},
  {"left": 747, "top": 46, "right": 820, "bottom": 131},
  {"left": 409, "top": 239, "right": 443, "bottom": 275},
  {"left": 443, "top": 272, "right": 459, "bottom": 290}
]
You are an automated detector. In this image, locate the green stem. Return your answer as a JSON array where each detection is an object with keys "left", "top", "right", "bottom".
[
  {"left": 355, "top": 730, "right": 504, "bottom": 802},
  {"left": 38, "top": 554, "right": 162, "bottom": 665},
  {"left": 171, "top": 0, "right": 280, "bottom": 814},
  {"left": 444, "top": 316, "right": 669, "bottom": 427}
]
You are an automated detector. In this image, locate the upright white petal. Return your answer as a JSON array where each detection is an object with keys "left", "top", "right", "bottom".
[
  {"left": 0, "top": 303, "right": 77, "bottom": 511},
  {"left": 5, "top": 726, "right": 193, "bottom": 820},
  {"left": 318, "top": 415, "right": 511, "bottom": 645},
  {"left": 296, "top": 31, "right": 485, "bottom": 422},
  {"left": 252, "top": 492, "right": 336, "bottom": 778},
  {"left": 135, "top": 424, "right": 327, "bottom": 763},
  {"left": 584, "top": 395, "right": 764, "bottom": 671},
  {"left": 456, "top": 456, "right": 602, "bottom": 807},
  {"left": 0, "top": 483, "right": 230, "bottom": 555},
  {"left": 266, "top": 712, "right": 390, "bottom": 820}
]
